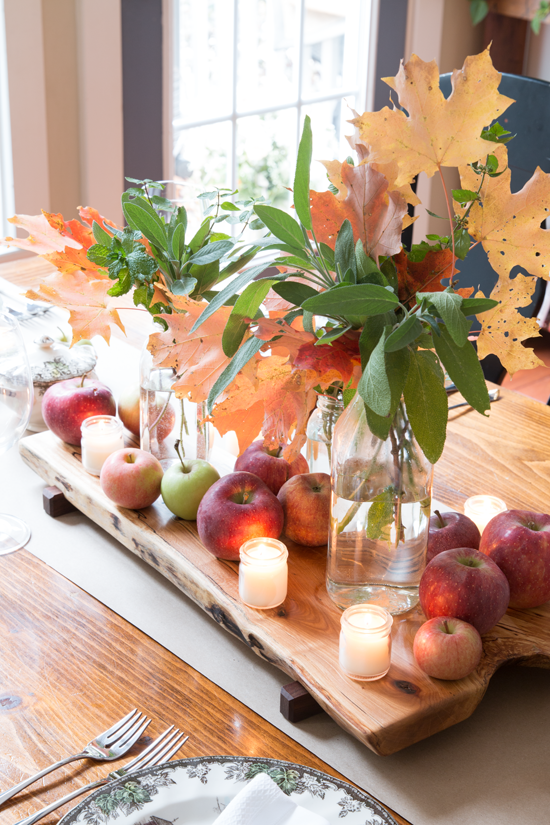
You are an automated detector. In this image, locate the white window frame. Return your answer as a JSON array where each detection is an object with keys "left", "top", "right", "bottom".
[
  {"left": 0, "top": 0, "right": 14, "bottom": 247},
  {"left": 164, "top": 0, "right": 379, "bottom": 195}
]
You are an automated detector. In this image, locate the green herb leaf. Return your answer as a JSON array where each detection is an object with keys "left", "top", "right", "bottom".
[
  {"left": 87, "top": 244, "right": 111, "bottom": 268},
  {"left": 133, "top": 283, "right": 154, "bottom": 308},
  {"left": 365, "top": 348, "right": 411, "bottom": 440},
  {"left": 356, "top": 243, "right": 386, "bottom": 285},
  {"left": 126, "top": 249, "right": 158, "bottom": 281},
  {"left": 254, "top": 204, "right": 305, "bottom": 249},
  {"left": 92, "top": 221, "right": 113, "bottom": 247},
  {"left": 187, "top": 239, "right": 234, "bottom": 266},
  {"left": 302, "top": 283, "right": 398, "bottom": 319},
  {"left": 172, "top": 277, "right": 198, "bottom": 296},
  {"left": 272, "top": 282, "right": 318, "bottom": 306},
  {"left": 123, "top": 200, "right": 168, "bottom": 251},
  {"left": 358, "top": 329, "right": 391, "bottom": 417},
  {"left": 403, "top": 349, "right": 448, "bottom": 464},
  {"left": 191, "top": 263, "right": 271, "bottom": 332},
  {"left": 171, "top": 222, "right": 186, "bottom": 261},
  {"left": 293, "top": 115, "right": 313, "bottom": 230},
  {"left": 384, "top": 316, "right": 423, "bottom": 352},
  {"left": 453, "top": 228, "right": 471, "bottom": 260},
  {"left": 334, "top": 220, "right": 356, "bottom": 281},
  {"left": 452, "top": 189, "right": 479, "bottom": 204},
  {"left": 315, "top": 324, "right": 352, "bottom": 345},
  {"left": 418, "top": 290, "right": 469, "bottom": 346},
  {"left": 207, "top": 335, "right": 266, "bottom": 413},
  {"left": 107, "top": 267, "right": 132, "bottom": 297},
  {"left": 432, "top": 325, "right": 491, "bottom": 414},
  {"left": 366, "top": 487, "right": 395, "bottom": 541},
  {"left": 222, "top": 279, "right": 278, "bottom": 357},
  {"left": 460, "top": 296, "right": 499, "bottom": 315}
]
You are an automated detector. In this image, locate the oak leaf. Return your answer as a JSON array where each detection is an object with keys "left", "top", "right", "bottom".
[
  {"left": 395, "top": 248, "right": 457, "bottom": 305},
  {"left": 310, "top": 161, "right": 407, "bottom": 260},
  {"left": 476, "top": 279, "right": 543, "bottom": 375},
  {"left": 209, "top": 372, "right": 265, "bottom": 453},
  {"left": 26, "top": 271, "right": 125, "bottom": 343},
  {"left": 352, "top": 49, "right": 513, "bottom": 186},
  {"left": 293, "top": 333, "right": 361, "bottom": 386}
]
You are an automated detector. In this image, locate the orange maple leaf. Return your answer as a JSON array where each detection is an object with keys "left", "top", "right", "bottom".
[
  {"left": 44, "top": 246, "right": 108, "bottom": 276},
  {"left": 310, "top": 161, "right": 407, "bottom": 261},
  {"left": 476, "top": 279, "right": 543, "bottom": 375},
  {"left": 4, "top": 213, "right": 82, "bottom": 255},
  {"left": 27, "top": 271, "right": 125, "bottom": 343},
  {"left": 352, "top": 48, "right": 513, "bottom": 186},
  {"left": 147, "top": 298, "right": 233, "bottom": 403},
  {"left": 395, "top": 248, "right": 457, "bottom": 305},
  {"left": 209, "top": 372, "right": 265, "bottom": 453}
]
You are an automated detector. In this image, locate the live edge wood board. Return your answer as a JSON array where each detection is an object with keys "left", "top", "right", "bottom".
[{"left": 19, "top": 386, "right": 550, "bottom": 756}]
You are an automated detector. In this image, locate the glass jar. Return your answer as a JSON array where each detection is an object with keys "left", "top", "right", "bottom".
[
  {"left": 327, "top": 393, "right": 433, "bottom": 615},
  {"left": 81, "top": 415, "right": 124, "bottom": 476},
  {"left": 339, "top": 604, "right": 393, "bottom": 681},
  {"left": 139, "top": 345, "right": 211, "bottom": 469},
  {"left": 306, "top": 394, "right": 344, "bottom": 474}
]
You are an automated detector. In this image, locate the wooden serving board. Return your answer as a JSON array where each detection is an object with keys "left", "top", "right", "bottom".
[{"left": 19, "top": 388, "right": 550, "bottom": 756}]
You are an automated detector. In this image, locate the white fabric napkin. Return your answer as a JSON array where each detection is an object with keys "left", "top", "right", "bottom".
[{"left": 213, "top": 772, "right": 330, "bottom": 825}]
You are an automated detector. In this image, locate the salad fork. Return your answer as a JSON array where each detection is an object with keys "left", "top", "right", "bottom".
[
  {"left": 15, "top": 726, "right": 188, "bottom": 825},
  {"left": 0, "top": 709, "right": 150, "bottom": 806}
]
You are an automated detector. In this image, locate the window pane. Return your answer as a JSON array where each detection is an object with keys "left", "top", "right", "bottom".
[
  {"left": 236, "top": 0, "right": 301, "bottom": 112},
  {"left": 302, "top": 0, "right": 362, "bottom": 101},
  {"left": 173, "top": 121, "right": 232, "bottom": 233},
  {"left": 236, "top": 110, "right": 297, "bottom": 208},
  {"left": 174, "top": 0, "right": 234, "bottom": 126},
  {"left": 303, "top": 97, "right": 356, "bottom": 192}
]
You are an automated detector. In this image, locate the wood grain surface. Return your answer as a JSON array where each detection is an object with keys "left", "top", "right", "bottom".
[
  {"left": 19, "top": 388, "right": 550, "bottom": 756},
  {"left": 0, "top": 551, "right": 410, "bottom": 825}
]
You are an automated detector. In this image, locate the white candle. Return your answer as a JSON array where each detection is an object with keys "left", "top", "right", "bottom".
[
  {"left": 81, "top": 415, "right": 124, "bottom": 476},
  {"left": 464, "top": 495, "right": 507, "bottom": 534},
  {"left": 339, "top": 604, "right": 393, "bottom": 681},
  {"left": 239, "top": 538, "right": 288, "bottom": 609}
]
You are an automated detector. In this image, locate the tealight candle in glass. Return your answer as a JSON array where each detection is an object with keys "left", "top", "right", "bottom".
[
  {"left": 81, "top": 415, "right": 124, "bottom": 476},
  {"left": 239, "top": 538, "right": 288, "bottom": 609},
  {"left": 464, "top": 495, "right": 507, "bottom": 534},
  {"left": 339, "top": 604, "right": 393, "bottom": 681}
]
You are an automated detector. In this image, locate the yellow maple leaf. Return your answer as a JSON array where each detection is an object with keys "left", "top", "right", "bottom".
[
  {"left": 461, "top": 144, "right": 550, "bottom": 282},
  {"left": 352, "top": 48, "right": 513, "bottom": 186},
  {"left": 27, "top": 271, "right": 125, "bottom": 343},
  {"left": 476, "top": 281, "right": 543, "bottom": 375}
]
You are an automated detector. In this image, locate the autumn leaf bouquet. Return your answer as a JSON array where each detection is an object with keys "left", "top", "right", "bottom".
[{"left": 6, "top": 48, "right": 549, "bottom": 490}]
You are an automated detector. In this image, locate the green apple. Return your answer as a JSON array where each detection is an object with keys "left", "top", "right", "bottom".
[{"left": 161, "top": 458, "right": 220, "bottom": 520}]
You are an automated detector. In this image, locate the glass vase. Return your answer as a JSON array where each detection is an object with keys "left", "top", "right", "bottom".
[
  {"left": 327, "top": 393, "right": 433, "bottom": 615},
  {"left": 139, "top": 345, "right": 211, "bottom": 468},
  {"left": 306, "top": 394, "right": 344, "bottom": 474}
]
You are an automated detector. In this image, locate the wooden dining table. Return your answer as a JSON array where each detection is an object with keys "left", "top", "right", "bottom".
[
  {"left": 0, "top": 257, "right": 409, "bottom": 825},
  {"left": 2, "top": 255, "right": 550, "bottom": 825}
]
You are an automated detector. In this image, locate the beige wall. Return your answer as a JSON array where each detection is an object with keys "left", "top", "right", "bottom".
[{"left": 4, "top": 0, "right": 123, "bottom": 229}]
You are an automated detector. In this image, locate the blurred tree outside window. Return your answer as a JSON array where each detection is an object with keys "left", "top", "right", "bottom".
[{"left": 172, "top": 0, "right": 372, "bottom": 232}]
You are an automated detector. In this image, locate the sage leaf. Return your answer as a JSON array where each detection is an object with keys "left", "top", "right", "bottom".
[
  {"left": 358, "top": 330, "right": 391, "bottom": 417},
  {"left": 187, "top": 240, "right": 234, "bottom": 266},
  {"left": 366, "top": 487, "right": 395, "bottom": 541},
  {"left": 365, "top": 348, "right": 410, "bottom": 440},
  {"left": 335, "top": 220, "right": 356, "bottom": 280},
  {"left": 222, "top": 278, "right": 278, "bottom": 357},
  {"left": 254, "top": 204, "right": 305, "bottom": 249},
  {"left": 123, "top": 200, "right": 168, "bottom": 251},
  {"left": 191, "top": 263, "right": 272, "bottom": 332},
  {"left": 460, "top": 296, "right": 499, "bottom": 315},
  {"left": 384, "top": 316, "right": 423, "bottom": 352},
  {"left": 302, "top": 284, "right": 398, "bottom": 318},
  {"left": 433, "top": 325, "right": 491, "bottom": 413},
  {"left": 92, "top": 221, "right": 113, "bottom": 247},
  {"left": 272, "top": 282, "right": 318, "bottom": 306},
  {"left": 403, "top": 349, "right": 448, "bottom": 464},
  {"left": 293, "top": 115, "right": 312, "bottom": 230},
  {"left": 418, "top": 290, "right": 469, "bottom": 346}
]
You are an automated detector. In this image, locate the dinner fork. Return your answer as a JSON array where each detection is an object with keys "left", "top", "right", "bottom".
[
  {"left": 15, "top": 727, "right": 188, "bottom": 825},
  {"left": 0, "top": 709, "right": 150, "bottom": 806}
]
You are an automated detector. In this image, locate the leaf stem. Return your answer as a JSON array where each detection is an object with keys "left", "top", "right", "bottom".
[{"left": 437, "top": 164, "right": 455, "bottom": 283}]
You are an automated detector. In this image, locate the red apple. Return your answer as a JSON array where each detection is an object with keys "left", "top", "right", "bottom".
[
  {"left": 42, "top": 377, "right": 116, "bottom": 446},
  {"left": 277, "top": 472, "right": 330, "bottom": 546},
  {"left": 234, "top": 442, "right": 308, "bottom": 495},
  {"left": 100, "top": 448, "right": 163, "bottom": 509},
  {"left": 419, "top": 547, "right": 510, "bottom": 635},
  {"left": 427, "top": 510, "right": 480, "bottom": 563},
  {"left": 413, "top": 616, "right": 483, "bottom": 680},
  {"left": 480, "top": 510, "right": 550, "bottom": 609},
  {"left": 196, "top": 471, "right": 284, "bottom": 560},
  {"left": 118, "top": 385, "right": 176, "bottom": 442}
]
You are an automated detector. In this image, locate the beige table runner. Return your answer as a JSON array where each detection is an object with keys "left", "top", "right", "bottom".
[{"left": 1, "top": 316, "right": 549, "bottom": 825}]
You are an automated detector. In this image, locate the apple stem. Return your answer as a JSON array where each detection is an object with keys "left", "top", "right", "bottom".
[
  {"left": 79, "top": 371, "right": 90, "bottom": 388},
  {"left": 174, "top": 439, "right": 186, "bottom": 468},
  {"left": 435, "top": 509, "right": 446, "bottom": 529},
  {"left": 444, "top": 620, "right": 451, "bottom": 634}
]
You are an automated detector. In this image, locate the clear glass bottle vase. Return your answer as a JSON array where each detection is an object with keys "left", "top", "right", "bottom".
[
  {"left": 139, "top": 345, "right": 211, "bottom": 468},
  {"left": 327, "top": 393, "right": 433, "bottom": 615},
  {"left": 306, "top": 394, "right": 344, "bottom": 474}
]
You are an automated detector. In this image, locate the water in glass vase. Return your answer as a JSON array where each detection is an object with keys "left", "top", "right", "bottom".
[{"left": 327, "top": 394, "right": 433, "bottom": 615}]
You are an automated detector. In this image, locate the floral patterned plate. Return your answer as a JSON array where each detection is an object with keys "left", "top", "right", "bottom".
[{"left": 58, "top": 756, "right": 398, "bottom": 825}]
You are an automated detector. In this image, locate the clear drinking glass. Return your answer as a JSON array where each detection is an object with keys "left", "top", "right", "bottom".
[{"left": 0, "top": 313, "right": 34, "bottom": 554}]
